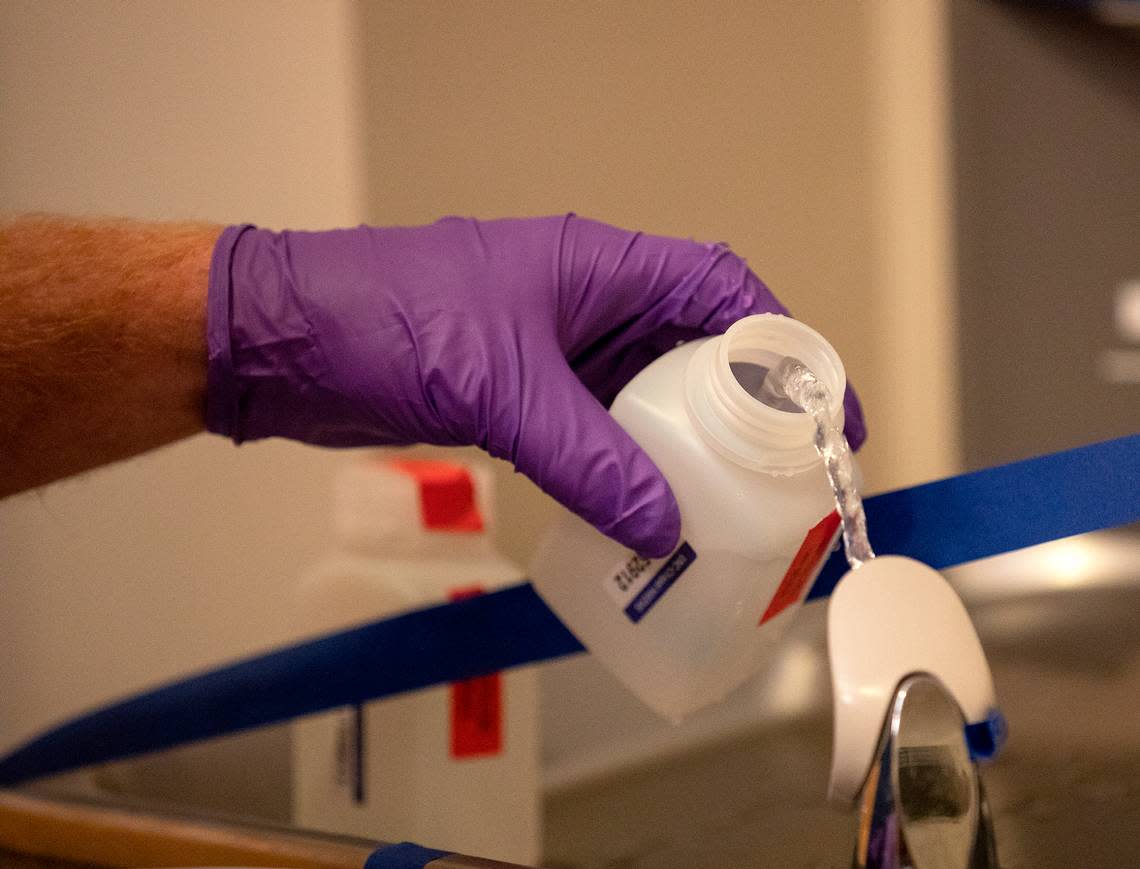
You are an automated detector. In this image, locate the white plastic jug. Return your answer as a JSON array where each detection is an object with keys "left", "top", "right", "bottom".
[
  {"left": 531, "top": 314, "right": 853, "bottom": 721},
  {"left": 292, "top": 458, "right": 540, "bottom": 865}
]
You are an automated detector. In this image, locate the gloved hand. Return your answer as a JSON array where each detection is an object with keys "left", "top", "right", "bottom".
[{"left": 207, "top": 215, "right": 865, "bottom": 557}]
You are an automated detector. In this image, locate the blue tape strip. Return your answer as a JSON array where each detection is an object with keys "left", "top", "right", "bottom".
[
  {"left": 808, "top": 433, "right": 1140, "bottom": 599},
  {"left": 0, "top": 585, "right": 583, "bottom": 785},
  {"left": 0, "top": 434, "right": 1136, "bottom": 786},
  {"left": 965, "top": 708, "right": 1008, "bottom": 762},
  {"left": 363, "top": 842, "right": 450, "bottom": 869}
]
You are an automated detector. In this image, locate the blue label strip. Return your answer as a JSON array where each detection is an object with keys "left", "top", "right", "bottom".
[
  {"left": 625, "top": 541, "right": 697, "bottom": 622},
  {"left": 0, "top": 434, "right": 1136, "bottom": 787}
]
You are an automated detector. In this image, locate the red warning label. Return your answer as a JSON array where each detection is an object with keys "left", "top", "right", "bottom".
[
  {"left": 450, "top": 672, "right": 503, "bottom": 758},
  {"left": 388, "top": 459, "right": 484, "bottom": 532},
  {"left": 759, "top": 511, "right": 842, "bottom": 625},
  {"left": 449, "top": 586, "right": 503, "bottom": 758}
]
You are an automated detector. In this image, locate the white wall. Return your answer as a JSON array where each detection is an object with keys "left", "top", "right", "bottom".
[
  {"left": 0, "top": 0, "right": 366, "bottom": 751},
  {"left": 865, "top": 0, "right": 962, "bottom": 484},
  {"left": 355, "top": 0, "right": 960, "bottom": 490}
]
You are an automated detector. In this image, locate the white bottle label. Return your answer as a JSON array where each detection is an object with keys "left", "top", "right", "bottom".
[{"left": 603, "top": 542, "right": 698, "bottom": 624}]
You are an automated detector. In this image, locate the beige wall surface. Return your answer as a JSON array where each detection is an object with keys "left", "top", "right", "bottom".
[
  {"left": 359, "top": 0, "right": 877, "bottom": 399},
  {"left": 0, "top": 0, "right": 366, "bottom": 751},
  {"left": 357, "top": 0, "right": 959, "bottom": 491}
]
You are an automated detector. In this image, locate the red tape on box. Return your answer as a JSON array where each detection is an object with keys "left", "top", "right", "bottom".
[{"left": 449, "top": 586, "right": 503, "bottom": 758}]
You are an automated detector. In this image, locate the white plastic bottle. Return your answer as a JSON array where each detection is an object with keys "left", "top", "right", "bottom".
[
  {"left": 531, "top": 314, "right": 853, "bottom": 722},
  {"left": 292, "top": 458, "right": 540, "bottom": 865}
]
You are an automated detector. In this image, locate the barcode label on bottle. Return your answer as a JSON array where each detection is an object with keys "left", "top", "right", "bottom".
[{"left": 603, "top": 542, "right": 697, "bottom": 624}]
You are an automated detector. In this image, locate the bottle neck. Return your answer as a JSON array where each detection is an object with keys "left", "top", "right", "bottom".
[{"left": 684, "top": 314, "right": 847, "bottom": 475}]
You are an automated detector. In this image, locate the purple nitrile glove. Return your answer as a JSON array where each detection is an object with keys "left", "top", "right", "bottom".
[{"left": 207, "top": 215, "right": 866, "bottom": 557}]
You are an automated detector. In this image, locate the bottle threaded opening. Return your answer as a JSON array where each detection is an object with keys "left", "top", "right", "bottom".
[{"left": 685, "top": 314, "right": 847, "bottom": 474}]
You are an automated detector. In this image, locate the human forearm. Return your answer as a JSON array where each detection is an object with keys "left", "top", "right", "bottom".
[
  {"left": 1, "top": 213, "right": 865, "bottom": 556},
  {"left": 0, "top": 215, "right": 219, "bottom": 496}
]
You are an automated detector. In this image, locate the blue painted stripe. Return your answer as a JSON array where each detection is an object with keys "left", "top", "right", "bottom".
[{"left": 0, "top": 434, "right": 1136, "bottom": 787}]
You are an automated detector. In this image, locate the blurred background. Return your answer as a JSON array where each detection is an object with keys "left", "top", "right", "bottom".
[{"left": 1, "top": 1, "right": 1138, "bottom": 866}]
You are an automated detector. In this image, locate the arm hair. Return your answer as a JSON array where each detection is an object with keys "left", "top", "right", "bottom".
[{"left": 0, "top": 215, "right": 221, "bottom": 496}]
